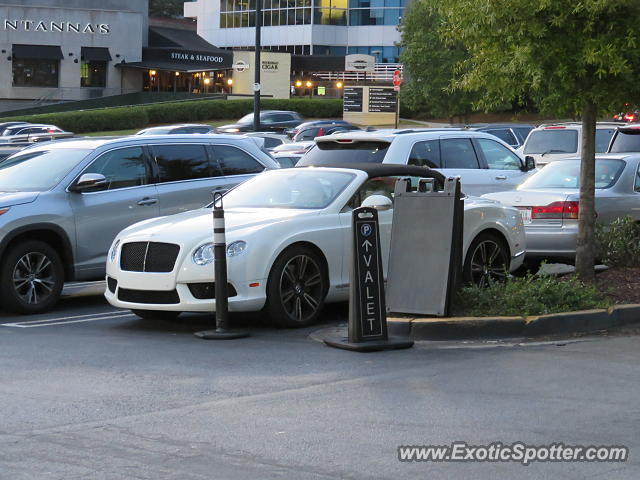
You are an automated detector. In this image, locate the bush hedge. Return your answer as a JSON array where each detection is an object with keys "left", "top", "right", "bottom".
[
  {"left": 0, "top": 98, "right": 344, "bottom": 134},
  {"left": 595, "top": 216, "right": 640, "bottom": 268}
]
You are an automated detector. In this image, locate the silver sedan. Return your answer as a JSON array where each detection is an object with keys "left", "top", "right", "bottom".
[{"left": 482, "top": 154, "right": 640, "bottom": 263}]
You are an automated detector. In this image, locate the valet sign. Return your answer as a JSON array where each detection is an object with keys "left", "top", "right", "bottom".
[{"left": 353, "top": 208, "right": 387, "bottom": 339}]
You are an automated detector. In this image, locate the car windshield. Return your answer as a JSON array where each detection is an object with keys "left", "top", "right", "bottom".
[
  {"left": 609, "top": 128, "right": 640, "bottom": 153},
  {"left": 138, "top": 128, "right": 171, "bottom": 135},
  {"left": 0, "top": 148, "right": 91, "bottom": 191},
  {"left": 523, "top": 130, "right": 578, "bottom": 154},
  {"left": 297, "top": 141, "right": 390, "bottom": 166},
  {"left": 519, "top": 159, "right": 625, "bottom": 190},
  {"left": 222, "top": 170, "right": 356, "bottom": 209}
]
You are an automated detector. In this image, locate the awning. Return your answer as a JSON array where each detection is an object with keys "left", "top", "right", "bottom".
[
  {"left": 115, "top": 60, "right": 226, "bottom": 73},
  {"left": 149, "top": 26, "right": 225, "bottom": 52},
  {"left": 81, "top": 47, "right": 112, "bottom": 62},
  {"left": 12, "top": 44, "right": 63, "bottom": 60}
]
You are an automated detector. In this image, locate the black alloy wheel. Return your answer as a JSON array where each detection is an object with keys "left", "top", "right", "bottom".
[
  {"left": 463, "top": 233, "right": 510, "bottom": 287},
  {"left": 0, "top": 240, "right": 64, "bottom": 314},
  {"left": 266, "top": 246, "right": 327, "bottom": 327}
]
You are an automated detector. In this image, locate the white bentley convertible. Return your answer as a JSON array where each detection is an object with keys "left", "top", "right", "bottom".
[{"left": 105, "top": 165, "right": 525, "bottom": 327}]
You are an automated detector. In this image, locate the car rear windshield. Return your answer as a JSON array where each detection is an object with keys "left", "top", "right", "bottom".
[
  {"left": 523, "top": 130, "right": 579, "bottom": 154},
  {"left": 608, "top": 128, "right": 640, "bottom": 153},
  {"left": 0, "top": 148, "right": 91, "bottom": 191},
  {"left": 519, "top": 159, "right": 625, "bottom": 190},
  {"left": 297, "top": 141, "right": 390, "bottom": 166}
]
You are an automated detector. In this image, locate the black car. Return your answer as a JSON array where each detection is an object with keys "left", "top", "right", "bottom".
[
  {"left": 286, "top": 120, "right": 356, "bottom": 139},
  {"left": 292, "top": 122, "right": 360, "bottom": 142},
  {"left": 216, "top": 110, "right": 303, "bottom": 133},
  {"left": 466, "top": 123, "right": 535, "bottom": 149}
]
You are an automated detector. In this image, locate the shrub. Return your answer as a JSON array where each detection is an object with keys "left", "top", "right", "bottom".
[
  {"left": 453, "top": 273, "right": 609, "bottom": 317},
  {"left": 595, "top": 216, "right": 640, "bottom": 268},
  {"left": 0, "top": 98, "right": 343, "bottom": 134}
]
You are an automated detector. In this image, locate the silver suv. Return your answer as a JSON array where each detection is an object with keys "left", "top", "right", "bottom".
[
  {"left": 297, "top": 129, "right": 536, "bottom": 195},
  {"left": 0, "top": 135, "right": 279, "bottom": 314}
]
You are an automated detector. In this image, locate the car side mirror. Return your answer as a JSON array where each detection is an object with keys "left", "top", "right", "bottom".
[
  {"left": 523, "top": 156, "right": 536, "bottom": 171},
  {"left": 71, "top": 173, "right": 108, "bottom": 192},
  {"left": 361, "top": 195, "right": 392, "bottom": 211}
]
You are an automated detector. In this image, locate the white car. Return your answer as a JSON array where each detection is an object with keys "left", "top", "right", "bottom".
[
  {"left": 105, "top": 165, "right": 526, "bottom": 327},
  {"left": 298, "top": 129, "right": 537, "bottom": 196}
]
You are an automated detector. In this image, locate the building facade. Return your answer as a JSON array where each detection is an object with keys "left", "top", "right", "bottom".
[
  {"left": 184, "top": 0, "right": 403, "bottom": 62},
  {"left": 0, "top": 0, "right": 147, "bottom": 111}
]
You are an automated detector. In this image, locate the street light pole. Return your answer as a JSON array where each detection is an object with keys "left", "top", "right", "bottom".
[{"left": 253, "top": 0, "right": 262, "bottom": 132}]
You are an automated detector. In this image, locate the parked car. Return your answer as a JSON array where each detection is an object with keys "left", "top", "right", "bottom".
[
  {"left": 607, "top": 124, "right": 640, "bottom": 153},
  {"left": 1, "top": 123, "right": 66, "bottom": 142},
  {"left": 271, "top": 141, "right": 314, "bottom": 155},
  {"left": 0, "top": 135, "right": 279, "bottom": 314},
  {"left": 0, "top": 121, "right": 30, "bottom": 136},
  {"left": 290, "top": 121, "right": 360, "bottom": 142},
  {"left": 518, "top": 122, "right": 618, "bottom": 167},
  {"left": 105, "top": 164, "right": 525, "bottom": 326},
  {"left": 482, "top": 155, "right": 640, "bottom": 266},
  {"left": 270, "top": 151, "right": 304, "bottom": 168},
  {"left": 135, "top": 124, "right": 215, "bottom": 135},
  {"left": 242, "top": 132, "right": 291, "bottom": 150},
  {"left": 216, "top": 110, "right": 303, "bottom": 133},
  {"left": 297, "top": 129, "right": 536, "bottom": 196},
  {"left": 466, "top": 123, "right": 535, "bottom": 149},
  {"left": 0, "top": 144, "right": 28, "bottom": 162}
]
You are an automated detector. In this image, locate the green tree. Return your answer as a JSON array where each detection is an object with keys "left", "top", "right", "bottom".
[
  {"left": 149, "top": 0, "right": 186, "bottom": 18},
  {"left": 399, "top": 0, "right": 477, "bottom": 122},
  {"left": 439, "top": 0, "right": 640, "bottom": 281}
]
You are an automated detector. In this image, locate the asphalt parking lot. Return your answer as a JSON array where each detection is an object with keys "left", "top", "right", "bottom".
[{"left": 1, "top": 285, "right": 639, "bottom": 480}]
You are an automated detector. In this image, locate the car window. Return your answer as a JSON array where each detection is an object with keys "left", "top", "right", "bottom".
[
  {"left": 298, "top": 141, "right": 390, "bottom": 166},
  {"left": 408, "top": 140, "right": 441, "bottom": 168},
  {"left": 608, "top": 129, "right": 640, "bottom": 153},
  {"left": 153, "top": 144, "right": 211, "bottom": 183},
  {"left": 485, "top": 129, "right": 518, "bottom": 146},
  {"left": 212, "top": 145, "right": 265, "bottom": 176},
  {"left": 273, "top": 156, "right": 297, "bottom": 168},
  {"left": 263, "top": 137, "right": 283, "bottom": 148},
  {"left": 188, "top": 127, "right": 211, "bottom": 134},
  {"left": 440, "top": 138, "right": 480, "bottom": 169},
  {"left": 347, "top": 176, "right": 397, "bottom": 210},
  {"left": 635, "top": 163, "right": 640, "bottom": 193},
  {"left": 524, "top": 130, "right": 579, "bottom": 154},
  {"left": 272, "top": 113, "right": 293, "bottom": 122},
  {"left": 84, "top": 147, "right": 149, "bottom": 190},
  {"left": 298, "top": 128, "right": 320, "bottom": 141},
  {"left": 476, "top": 138, "right": 522, "bottom": 170},
  {"left": 514, "top": 127, "right": 534, "bottom": 141},
  {"left": 520, "top": 159, "right": 625, "bottom": 190},
  {"left": 595, "top": 128, "right": 616, "bottom": 152}
]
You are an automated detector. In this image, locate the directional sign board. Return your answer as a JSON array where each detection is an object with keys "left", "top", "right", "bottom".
[{"left": 352, "top": 208, "right": 386, "bottom": 340}]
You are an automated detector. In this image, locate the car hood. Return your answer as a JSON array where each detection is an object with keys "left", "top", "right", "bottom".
[
  {"left": 120, "top": 207, "right": 321, "bottom": 243},
  {"left": 482, "top": 189, "right": 577, "bottom": 206},
  {"left": 216, "top": 123, "right": 248, "bottom": 131},
  {"left": 0, "top": 191, "right": 40, "bottom": 208}
]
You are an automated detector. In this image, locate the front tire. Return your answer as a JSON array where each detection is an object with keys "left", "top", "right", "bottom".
[
  {"left": 0, "top": 240, "right": 65, "bottom": 314},
  {"left": 463, "top": 233, "right": 510, "bottom": 287},
  {"left": 265, "top": 246, "right": 328, "bottom": 327},
  {"left": 132, "top": 309, "right": 181, "bottom": 321}
]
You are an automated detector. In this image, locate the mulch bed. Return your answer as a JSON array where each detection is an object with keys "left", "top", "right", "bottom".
[{"left": 595, "top": 267, "right": 640, "bottom": 305}]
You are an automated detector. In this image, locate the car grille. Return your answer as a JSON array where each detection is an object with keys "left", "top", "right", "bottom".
[
  {"left": 117, "top": 288, "right": 180, "bottom": 304},
  {"left": 188, "top": 282, "right": 238, "bottom": 299},
  {"left": 106, "top": 276, "right": 117, "bottom": 293},
  {"left": 120, "top": 242, "right": 180, "bottom": 272}
]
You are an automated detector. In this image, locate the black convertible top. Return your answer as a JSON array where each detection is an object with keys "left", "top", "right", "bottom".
[{"left": 297, "top": 162, "right": 447, "bottom": 188}]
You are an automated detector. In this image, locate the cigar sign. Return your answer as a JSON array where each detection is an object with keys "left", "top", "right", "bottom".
[{"left": 353, "top": 207, "right": 387, "bottom": 339}]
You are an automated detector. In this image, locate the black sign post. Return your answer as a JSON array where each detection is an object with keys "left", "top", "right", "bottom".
[
  {"left": 195, "top": 193, "right": 249, "bottom": 340},
  {"left": 324, "top": 207, "right": 413, "bottom": 352}
]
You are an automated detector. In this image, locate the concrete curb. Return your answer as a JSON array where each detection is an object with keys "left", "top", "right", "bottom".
[{"left": 387, "top": 304, "right": 640, "bottom": 340}]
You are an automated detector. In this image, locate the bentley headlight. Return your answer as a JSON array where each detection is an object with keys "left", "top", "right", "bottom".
[
  {"left": 193, "top": 243, "right": 214, "bottom": 266},
  {"left": 109, "top": 239, "right": 120, "bottom": 262},
  {"left": 226, "top": 240, "right": 247, "bottom": 257}
]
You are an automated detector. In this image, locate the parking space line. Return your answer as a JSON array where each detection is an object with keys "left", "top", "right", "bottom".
[{"left": 1, "top": 311, "right": 134, "bottom": 328}]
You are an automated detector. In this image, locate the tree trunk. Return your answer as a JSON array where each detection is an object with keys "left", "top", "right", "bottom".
[{"left": 575, "top": 101, "right": 597, "bottom": 282}]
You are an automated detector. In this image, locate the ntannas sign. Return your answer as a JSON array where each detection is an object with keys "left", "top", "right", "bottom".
[{"left": 3, "top": 19, "right": 110, "bottom": 34}]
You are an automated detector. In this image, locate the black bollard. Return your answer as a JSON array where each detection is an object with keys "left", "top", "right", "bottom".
[{"left": 194, "top": 192, "right": 249, "bottom": 340}]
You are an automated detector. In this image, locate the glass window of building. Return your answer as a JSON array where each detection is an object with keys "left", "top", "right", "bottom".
[
  {"left": 12, "top": 58, "right": 59, "bottom": 87},
  {"left": 80, "top": 61, "right": 107, "bottom": 88}
]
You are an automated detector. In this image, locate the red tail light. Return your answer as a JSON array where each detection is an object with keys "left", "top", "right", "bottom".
[
  {"left": 317, "top": 127, "right": 324, "bottom": 136},
  {"left": 625, "top": 114, "right": 636, "bottom": 122},
  {"left": 531, "top": 201, "right": 579, "bottom": 219}
]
